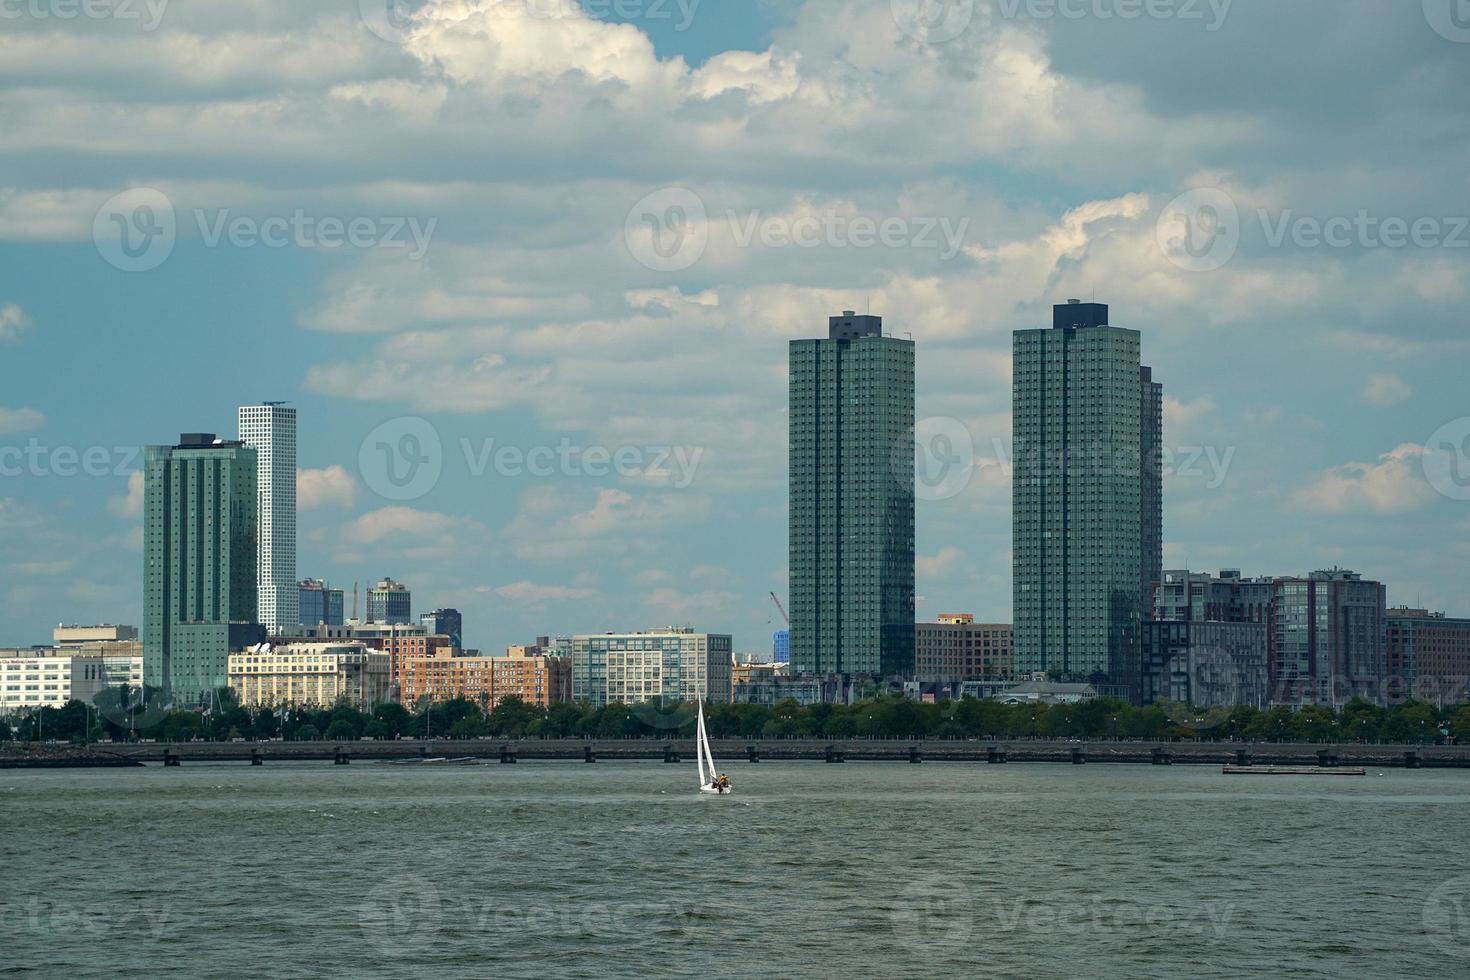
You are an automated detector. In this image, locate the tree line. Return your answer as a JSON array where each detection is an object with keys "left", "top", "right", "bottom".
[{"left": 2, "top": 686, "right": 1467, "bottom": 745}]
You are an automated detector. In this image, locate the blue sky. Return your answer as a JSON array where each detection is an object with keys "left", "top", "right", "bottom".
[{"left": 2, "top": 0, "right": 1469, "bottom": 654}]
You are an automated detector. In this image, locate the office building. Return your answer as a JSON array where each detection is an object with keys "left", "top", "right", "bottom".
[
  {"left": 0, "top": 653, "right": 108, "bottom": 714},
  {"left": 788, "top": 311, "right": 915, "bottom": 678},
  {"left": 914, "top": 619, "right": 1013, "bottom": 684},
  {"left": 238, "top": 404, "right": 298, "bottom": 634},
  {"left": 420, "top": 609, "right": 463, "bottom": 649},
  {"left": 772, "top": 629, "right": 790, "bottom": 665},
  {"left": 571, "top": 628, "right": 733, "bottom": 706},
  {"left": 1385, "top": 608, "right": 1470, "bottom": 705},
  {"left": 1012, "top": 300, "right": 1163, "bottom": 695},
  {"left": 228, "top": 642, "right": 390, "bottom": 709},
  {"left": 143, "top": 433, "right": 264, "bottom": 706},
  {"left": 1141, "top": 620, "right": 1269, "bottom": 709},
  {"left": 367, "top": 578, "right": 412, "bottom": 624},
  {"left": 53, "top": 625, "right": 138, "bottom": 646},
  {"left": 298, "top": 579, "right": 345, "bottom": 627}
]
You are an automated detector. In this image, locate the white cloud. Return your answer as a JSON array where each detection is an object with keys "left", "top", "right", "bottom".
[
  {"left": 108, "top": 471, "right": 145, "bottom": 518},
  {"left": 491, "top": 581, "right": 598, "bottom": 604},
  {"left": 1165, "top": 395, "right": 1217, "bottom": 430},
  {"left": 1293, "top": 444, "right": 1435, "bottom": 515},
  {"left": 640, "top": 587, "right": 739, "bottom": 623},
  {"left": 0, "top": 407, "right": 44, "bottom": 435},
  {"left": 297, "top": 465, "right": 357, "bottom": 510},
  {"left": 0, "top": 303, "right": 31, "bottom": 342},
  {"left": 917, "top": 546, "right": 963, "bottom": 579},
  {"left": 1361, "top": 374, "right": 1413, "bottom": 407},
  {"left": 340, "top": 506, "right": 487, "bottom": 561}
]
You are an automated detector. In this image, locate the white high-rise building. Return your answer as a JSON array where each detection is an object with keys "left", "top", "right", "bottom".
[{"left": 238, "top": 403, "right": 298, "bottom": 633}]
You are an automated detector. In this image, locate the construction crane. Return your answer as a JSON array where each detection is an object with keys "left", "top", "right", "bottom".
[{"left": 769, "top": 592, "right": 790, "bottom": 627}]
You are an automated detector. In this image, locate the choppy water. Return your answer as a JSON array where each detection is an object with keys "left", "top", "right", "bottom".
[{"left": 2, "top": 762, "right": 1468, "bottom": 978}]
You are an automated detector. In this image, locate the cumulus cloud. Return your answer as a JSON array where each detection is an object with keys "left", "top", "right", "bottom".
[
  {"left": 1293, "top": 444, "right": 1435, "bottom": 515},
  {"left": 297, "top": 465, "right": 357, "bottom": 510},
  {"left": 0, "top": 407, "right": 44, "bottom": 435},
  {"left": 0, "top": 303, "right": 31, "bottom": 342},
  {"left": 108, "top": 471, "right": 145, "bottom": 518},
  {"left": 339, "top": 506, "right": 487, "bottom": 561},
  {"left": 1361, "top": 374, "right": 1412, "bottom": 408}
]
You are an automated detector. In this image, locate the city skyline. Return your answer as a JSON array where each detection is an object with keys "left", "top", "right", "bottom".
[{"left": 2, "top": 2, "right": 1469, "bottom": 665}]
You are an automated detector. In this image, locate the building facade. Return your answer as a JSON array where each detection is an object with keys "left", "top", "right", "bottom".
[
  {"left": 298, "top": 579, "right": 345, "bottom": 627},
  {"left": 1270, "top": 569, "right": 1386, "bottom": 707},
  {"left": 789, "top": 311, "right": 915, "bottom": 678},
  {"left": 571, "top": 629, "right": 733, "bottom": 706},
  {"left": 228, "top": 642, "right": 390, "bottom": 709},
  {"left": 397, "top": 648, "right": 571, "bottom": 709},
  {"left": 1141, "top": 620, "right": 1269, "bottom": 709},
  {"left": 0, "top": 653, "right": 107, "bottom": 714},
  {"left": 53, "top": 625, "right": 138, "bottom": 645},
  {"left": 238, "top": 404, "right": 298, "bottom": 634},
  {"left": 1153, "top": 569, "right": 1273, "bottom": 624},
  {"left": 367, "top": 578, "right": 412, "bottom": 624},
  {"left": 143, "top": 433, "right": 263, "bottom": 706},
  {"left": 772, "top": 629, "right": 790, "bottom": 665},
  {"left": 914, "top": 620, "right": 1013, "bottom": 684},
  {"left": 1012, "top": 301, "right": 1163, "bottom": 695},
  {"left": 1386, "top": 608, "right": 1470, "bottom": 705},
  {"left": 420, "top": 609, "right": 463, "bottom": 649}
]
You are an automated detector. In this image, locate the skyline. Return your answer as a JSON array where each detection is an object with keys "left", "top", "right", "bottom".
[{"left": 3, "top": 0, "right": 1470, "bottom": 659}]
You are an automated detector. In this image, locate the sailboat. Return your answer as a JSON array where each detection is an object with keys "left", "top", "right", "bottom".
[{"left": 696, "top": 701, "right": 731, "bottom": 795}]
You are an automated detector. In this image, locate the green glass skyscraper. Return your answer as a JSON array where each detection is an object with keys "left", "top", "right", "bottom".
[
  {"left": 143, "top": 433, "right": 261, "bottom": 706},
  {"left": 1012, "top": 301, "right": 1163, "bottom": 697},
  {"left": 789, "top": 312, "right": 915, "bottom": 678}
]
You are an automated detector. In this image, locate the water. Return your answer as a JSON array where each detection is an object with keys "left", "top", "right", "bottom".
[{"left": 2, "top": 762, "right": 1468, "bottom": 978}]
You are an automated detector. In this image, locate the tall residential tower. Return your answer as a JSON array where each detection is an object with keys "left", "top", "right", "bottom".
[
  {"left": 238, "top": 403, "right": 298, "bottom": 632},
  {"left": 788, "top": 311, "right": 915, "bottom": 678},
  {"left": 143, "top": 433, "right": 263, "bottom": 705},
  {"left": 1012, "top": 301, "right": 1163, "bottom": 698}
]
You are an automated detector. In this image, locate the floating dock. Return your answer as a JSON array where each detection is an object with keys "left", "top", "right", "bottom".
[{"left": 1222, "top": 765, "right": 1366, "bottom": 776}]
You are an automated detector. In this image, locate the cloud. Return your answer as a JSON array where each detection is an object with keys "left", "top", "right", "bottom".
[
  {"left": 0, "top": 407, "right": 44, "bottom": 435},
  {"left": 917, "top": 546, "right": 963, "bottom": 579},
  {"left": 501, "top": 486, "right": 711, "bottom": 561},
  {"left": 297, "top": 465, "right": 357, "bottom": 510},
  {"left": 1361, "top": 373, "right": 1412, "bottom": 407},
  {"left": 1165, "top": 395, "right": 1217, "bottom": 430},
  {"left": 1293, "top": 444, "right": 1435, "bottom": 515},
  {"left": 491, "top": 581, "right": 598, "bottom": 604},
  {"left": 108, "top": 471, "right": 145, "bottom": 518},
  {"left": 339, "top": 506, "right": 487, "bottom": 561},
  {"left": 640, "top": 587, "right": 739, "bottom": 624},
  {"left": 0, "top": 303, "right": 31, "bottom": 343}
]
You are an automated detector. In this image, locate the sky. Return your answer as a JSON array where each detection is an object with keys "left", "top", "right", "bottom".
[{"left": 1, "top": 0, "right": 1469, "bottom": 655}]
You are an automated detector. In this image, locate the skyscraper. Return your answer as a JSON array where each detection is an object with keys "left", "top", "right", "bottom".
[
  {"left": 788, "top": 311, "right": 915, "bottom": 678},
  {"left": 143, "top": 433, "right": 263, "bottom": 705},
  {"left": 238, "top": 403, "right": 298, "bottom": 633},
  {"left": 299, "top": 579, "right": 345, "bottom": 626},
  {"left": 420, "top": 608, "right": 463, "bottom": 649},
  {"left": 367, "top": 578, "right": 412, "bottom": 624},
  {"left": 1012, "top": 301, "right": 1163, "bottom": 697}
]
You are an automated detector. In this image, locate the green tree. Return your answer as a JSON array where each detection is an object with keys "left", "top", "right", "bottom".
[
  {"left": 0, "top": 716, "right": 12, "bottom": 741},
  {"left": 296, "top": 724, "right": 321, "bottom": 742}
]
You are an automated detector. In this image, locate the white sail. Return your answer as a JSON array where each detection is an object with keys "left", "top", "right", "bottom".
[{"left": 696, "top": 701, "right": 729, "bottom": 794}]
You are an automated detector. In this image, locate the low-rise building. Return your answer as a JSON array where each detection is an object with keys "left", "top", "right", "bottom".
[
  {"left": 732, "top": 673, "right": 828, "bottom": 706},
  {"left": 53, "top": 625, "right": 138, "bottom": 646},
  {"left": 227, "top": 642, "right": 391, "bottom": 709},
  {"left": 0, "top": 653, "right": 108, "bottom": 714},
  {"left": 572, "top": 628, "right": 733, "bottom": 706},
  {"left": 991, "top": 678, "right": 1097, "bottom": 705},
  {"left": 914, "top": 619, "right": 1013, "bottom": 684},
  {"left": 398, "top": 648, "right": 571, "bottom": 708}
]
